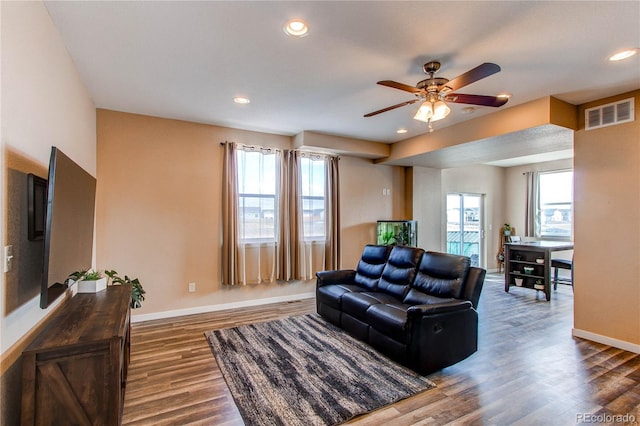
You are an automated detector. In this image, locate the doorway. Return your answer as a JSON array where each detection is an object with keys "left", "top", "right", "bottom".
[{"left": 446, "top": 193, "right": 484, "bottom": 267}]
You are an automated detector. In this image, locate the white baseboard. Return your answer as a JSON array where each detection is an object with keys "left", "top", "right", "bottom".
[
  {"left": 131, "top": 292, "right": 316, "bottom": 323},
  {"left": 572, "top": 328, "right": 640, "bottom": 354}
]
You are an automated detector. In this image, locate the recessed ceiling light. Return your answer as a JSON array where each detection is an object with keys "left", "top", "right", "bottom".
[
  {"left": 396, "top": 128, "right": 408, "bottom": 134},
  {"left": 284, "top": 19, "right": 309, "bottom": 37},
  {"left": 609, "top": 49, "right": 637, "bottom": 61},
  {"left": 233, "top": 97, "right": 250, "bottom": 104}
]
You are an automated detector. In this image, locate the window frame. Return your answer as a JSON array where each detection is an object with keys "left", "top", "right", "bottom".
[
  {"left": 299, "top": 155, "right": 326, "bottom": 242},
  {"left": 536, "top": 169, "right": 573, "bottom": 241},
  {"left": 236, "top": 149, "right": 280, "bottom": 244}
]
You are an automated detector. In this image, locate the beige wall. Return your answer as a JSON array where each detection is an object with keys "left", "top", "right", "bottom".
[
  {"left": 1, "top": 2, "right": 96, "bottom": 424},
  {"left": 339, "top": 156, "right": 406, "bottom": 267},
  {"left": 573, "top": 90, "right": 640, "bottom": 347},
  {"left": 441, "top": 164, "right": 506, "bottom": 270},
  {"left": 408, "top": 167, "right": 442, "bottom": 252},
  {"left": 1, "top": 0, "right": 96, "bottom": 356},
  {"left": 382, "top": 97, "right": 577, "bottom": 165},
  {"left": 96, "top": 110, "right": 408, "bottom": 316}
]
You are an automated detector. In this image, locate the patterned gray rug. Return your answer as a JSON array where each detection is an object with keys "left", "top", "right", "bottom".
[{"left": 205, "top": 313, "right": 435, "bottom": 426}]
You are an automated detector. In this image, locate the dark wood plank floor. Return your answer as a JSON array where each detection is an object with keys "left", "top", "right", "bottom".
[{"left": 122, "top": 275, "right": 640, "bottom": 425}]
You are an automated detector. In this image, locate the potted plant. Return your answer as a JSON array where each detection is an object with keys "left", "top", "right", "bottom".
[
  {"left": 503, "top": 223, "right": 512, "bottom": 236},
  {"left": 105, "top": 270, "right": 146, "bottom": 309},
  {"left": 66, "top": 269, "right": 146, "bottom": 308},
  {"left": 67, "top": 269, "right": 107, "bottom": 293}
]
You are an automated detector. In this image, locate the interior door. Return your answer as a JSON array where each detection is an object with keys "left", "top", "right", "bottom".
[{"left": 446, "top": 193, "right": 484, "bottom": 267}]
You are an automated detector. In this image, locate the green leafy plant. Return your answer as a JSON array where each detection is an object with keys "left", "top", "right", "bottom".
[
  {"left": 65, "top": 269, "right": 103, "bottom": 283},
  {"left": 503, "top": 223, "right": 511, "bottom": 231},
  {"left": 105, "top": 270, "right": 146, "bottom": 309},
  {"left": 380, "top": 230, "right": 396, "bottom": 245}
]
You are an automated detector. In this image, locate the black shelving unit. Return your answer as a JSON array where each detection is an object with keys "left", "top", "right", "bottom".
[{"left": 504, "top": 244, "right": 551, "bottom": 300}]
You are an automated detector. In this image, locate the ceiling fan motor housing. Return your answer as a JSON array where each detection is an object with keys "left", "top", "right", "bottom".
[{"left": 417, "top": 77, "right": 449, "bottom": 93}]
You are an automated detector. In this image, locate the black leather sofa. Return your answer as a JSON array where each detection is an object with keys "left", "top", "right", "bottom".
[{"left": 316, "top": 244, "right": 486, "bottom": 375}]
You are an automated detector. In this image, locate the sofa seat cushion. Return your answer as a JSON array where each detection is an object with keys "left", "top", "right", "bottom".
[
  {"left": 342, "top": 292, "right": 401, "bottom": 321},
  {"left": 317, "top": 284, "right": 364, "bottom": 309},
  {"left": 366, "top": 303, "right": 412, "bottom": 344},
  {"left": 403, "top": 288, "right": 456, "bottom": 306}
]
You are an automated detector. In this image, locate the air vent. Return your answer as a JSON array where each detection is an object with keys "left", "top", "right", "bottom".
[{"left": 585, "top": 98, "right": 634, "bottom": 130}]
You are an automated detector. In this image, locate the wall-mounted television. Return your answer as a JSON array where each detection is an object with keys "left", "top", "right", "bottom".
[{"left": 40, "top": 147, "right": 96, "bottom": 309}]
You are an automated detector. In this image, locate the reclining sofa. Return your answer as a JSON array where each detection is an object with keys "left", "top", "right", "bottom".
[{"left": 316, "top": 244, "right": 486, "bottom": 375}]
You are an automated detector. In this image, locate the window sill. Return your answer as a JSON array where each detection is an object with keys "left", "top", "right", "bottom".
[{"left": 240, "top": 240, "right": 278, "bottom": 247}]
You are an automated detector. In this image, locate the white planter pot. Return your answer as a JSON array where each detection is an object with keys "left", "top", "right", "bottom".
[{"left": 78, "top": 277, "right": 107, "bottom": 293}]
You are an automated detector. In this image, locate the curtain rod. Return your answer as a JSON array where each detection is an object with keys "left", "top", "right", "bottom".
[
  {"left": 219, "top": 141, "right": 280, "bottom": 153},
  {"left": 220, "top": 141, "right": 339, "bottom": 159}
]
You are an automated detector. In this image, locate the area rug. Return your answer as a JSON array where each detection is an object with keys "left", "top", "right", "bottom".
[{"left": 205, "top": 313, "right": 435, "bottom": 426}]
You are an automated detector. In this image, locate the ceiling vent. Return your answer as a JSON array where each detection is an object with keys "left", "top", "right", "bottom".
[{"left": 585, "top": 98, "right": 634, "bottom": 130}]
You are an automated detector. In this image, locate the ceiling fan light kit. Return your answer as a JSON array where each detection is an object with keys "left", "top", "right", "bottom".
[
  {"left": 413, "top": 100, "right": 451, "bottom": 123},
  {"left": 365, "top": 60, "right": 509, "bottom": 131}
]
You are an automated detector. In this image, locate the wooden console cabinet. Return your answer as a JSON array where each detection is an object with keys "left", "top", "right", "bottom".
[{"left": 21, "top": 284, "right": 132, "bottom": 426}]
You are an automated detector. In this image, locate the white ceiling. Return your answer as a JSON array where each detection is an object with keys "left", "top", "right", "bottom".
[{"left": 44, "top": 1, "right": 640, "bottom": 166}]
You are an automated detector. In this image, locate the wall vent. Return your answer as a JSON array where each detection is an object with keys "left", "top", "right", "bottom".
[{"left": 585, "top": 98, "right": 634, "bottom": 130}]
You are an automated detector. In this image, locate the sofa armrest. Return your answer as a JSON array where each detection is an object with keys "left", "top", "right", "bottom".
[
  {"left": 316, "top": 269, "right": 356, "bottom": 287},
  {"left": 407, "top": 300, "right": 473, "bottom": 318},
  {"left": 462, "top": 267, "right": 486, "bottom": 309}
]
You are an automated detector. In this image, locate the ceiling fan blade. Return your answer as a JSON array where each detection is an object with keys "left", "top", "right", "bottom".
[
  {"left": 442, "top": 63, "right": 501, "bottom": 93},
  {"left": 377, "top": 80, "right": 423, "bottom": 94},
  {"left": 444, "top": 93, "right": 508, "bottom": 107},
  {"left": 364, "top": 99, "right": 420, "bottom": 117}
]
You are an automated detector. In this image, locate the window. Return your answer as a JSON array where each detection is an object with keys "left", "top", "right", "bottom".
[
  {"left": 300, "top": 156, "right": 325, "bottom": 241},
  {"left": 236, "top": 149, "right": 279, "bottom": 242},
  {"left": 537, "top": 170, "right": 573, "bottom": 239}
]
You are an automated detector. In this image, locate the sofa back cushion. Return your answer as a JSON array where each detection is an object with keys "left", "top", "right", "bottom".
[
  {"left": 354, "top": 245, "right": 392, "bottom": 290},
  {"left": 377, "top": 246, "right": 425, "bottom": 299},
  {"left": 408, "top": 251, "right": 470, "bottom": 301}
]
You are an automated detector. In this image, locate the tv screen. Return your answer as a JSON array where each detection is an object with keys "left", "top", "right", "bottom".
[{"left": 41, "top": 147, "right": 96, "bottom": 309}]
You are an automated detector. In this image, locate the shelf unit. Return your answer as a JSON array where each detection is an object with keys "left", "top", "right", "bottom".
[
  {"left": 504, "top": 241, "right": 574, "bottom": 301},
  {"left": 496, "top": 226, "right": 515, "bottom": 272},
  {"left": 504, "top": 244, "right": 551, "bottom": 300}
]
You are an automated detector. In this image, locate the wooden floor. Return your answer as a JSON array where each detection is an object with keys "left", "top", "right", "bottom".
[{"left": 122, "top": 275, "right": 640, "bottom": 425}]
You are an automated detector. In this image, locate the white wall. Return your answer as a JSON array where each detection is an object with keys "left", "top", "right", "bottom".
[{"left": 1, "top": 1, "right": 96, "bottom": 355}]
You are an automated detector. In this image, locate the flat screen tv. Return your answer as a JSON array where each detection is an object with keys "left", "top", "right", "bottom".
[{"left": 40, "top": 147, "right": 96, "bottom": 309}]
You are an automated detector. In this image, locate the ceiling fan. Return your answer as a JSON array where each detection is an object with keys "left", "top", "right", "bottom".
[{"left": 364, "top": 61, "right": 508, "bottom": 130}]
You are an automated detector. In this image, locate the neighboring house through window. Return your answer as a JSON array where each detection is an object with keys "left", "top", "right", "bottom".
[
  {"left": 236, "top": 148, "right": 279, "bottom": 243},
  {"left": 300, "top": 155, "right": 325, "bottom": 241},
  {"left": 537, "top": 169, "right": 573, "bottom": 239}
]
